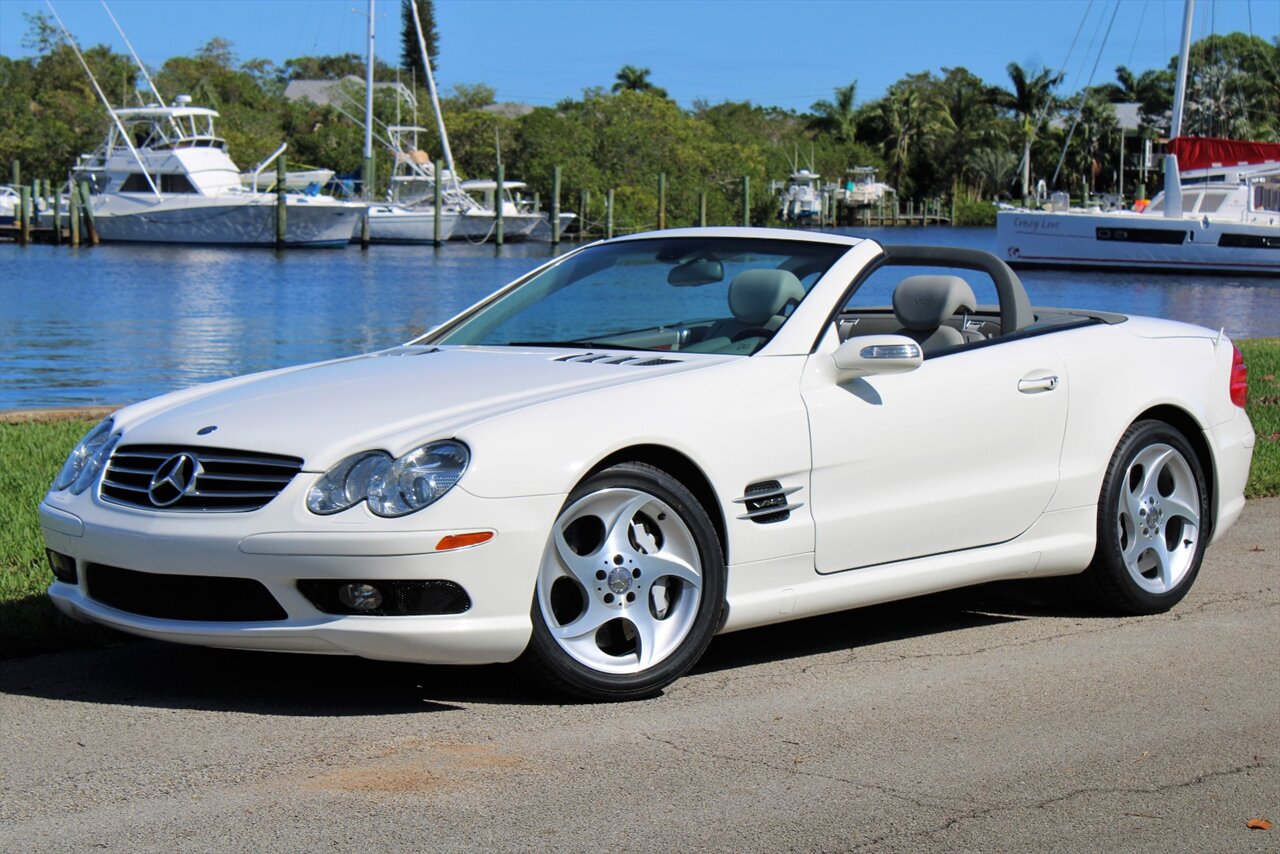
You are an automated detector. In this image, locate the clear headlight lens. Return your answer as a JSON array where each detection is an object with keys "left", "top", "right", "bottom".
[
  {"left": 51, "top": 419, "right": 120, "bottom": 495},
  {"left": 307, "top": 440, "right": 469, "bottom": 517}
]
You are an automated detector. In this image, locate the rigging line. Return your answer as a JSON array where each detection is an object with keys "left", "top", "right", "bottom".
[
  {"left": 99, "top": 0, "right": 163, "bottom": 106},
  {"left": 1070, "top": 0, "right": 1111, "bottom": 95},
  {"left": 1052, "top": 0, "right": 1124, "bottom": 188},
  {"left": 1030, "top": 0, "right": 1094, "bottom": 137},
  {"left": 1125, "top": 0, "right": 1151, "bottom": 71}
]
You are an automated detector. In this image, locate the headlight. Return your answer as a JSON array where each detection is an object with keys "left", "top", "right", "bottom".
[
  {"left": 51, "top": 419, "right": 120, "bottom": 495},
  {"left": 307, "top": 440, "right": 469, "bottom": 517}
]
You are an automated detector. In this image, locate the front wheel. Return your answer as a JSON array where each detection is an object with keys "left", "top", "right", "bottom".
[
  {"left": 524, "top": 462, "right": 725, "bottom": 701},
  {"left": 1080, "top": 420, "right": 1209, "bottom": 614}
]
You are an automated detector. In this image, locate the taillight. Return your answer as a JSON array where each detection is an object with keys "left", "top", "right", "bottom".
[{"left": 1229, "top": 345, "right": 1248, "bottom": 408}]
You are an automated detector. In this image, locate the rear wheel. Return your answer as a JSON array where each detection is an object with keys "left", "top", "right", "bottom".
[
  {"left": 1081, "top": 420, "right": 1208, "bottom": 614},
  {"left": 525, "top": 462, "right": 725, "bottom": 701}
]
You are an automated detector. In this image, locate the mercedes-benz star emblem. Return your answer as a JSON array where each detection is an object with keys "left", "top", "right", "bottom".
[{"left": 148, "top": 453, "right": 202, "bottom": 507}]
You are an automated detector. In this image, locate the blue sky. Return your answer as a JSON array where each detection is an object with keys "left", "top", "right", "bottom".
[{"left": 0, "top": 1, "right": 1274, "bottom": 111}]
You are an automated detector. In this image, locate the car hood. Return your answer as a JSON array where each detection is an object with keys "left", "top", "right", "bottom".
[{"left": 113, "top": 346, "right": 731, "bottom": 468}]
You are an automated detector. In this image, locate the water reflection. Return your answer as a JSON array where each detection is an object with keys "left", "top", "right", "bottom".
[{"left": 0, "top": 233, "right": 1275, "bottom": 410}]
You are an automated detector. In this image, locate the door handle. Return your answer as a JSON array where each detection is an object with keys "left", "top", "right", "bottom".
[{"left": 1018, "top": 375, "right": 1060, "bottom": 393}]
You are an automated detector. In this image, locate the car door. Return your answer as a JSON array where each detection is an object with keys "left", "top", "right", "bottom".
[{"left": 802, "top": 335, "right": 1068, "bottom": 573}]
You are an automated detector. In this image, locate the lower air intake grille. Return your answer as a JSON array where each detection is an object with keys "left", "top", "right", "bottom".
[
  {"left": 101, "top": 445, "right": 303, "bottom": 512},
  {"left": 85, "top": 564, "right": 288, "bottom": 622}
]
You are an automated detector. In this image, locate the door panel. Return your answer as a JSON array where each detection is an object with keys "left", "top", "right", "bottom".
[{"left": 803, "top": 337, "right": 1068, "bottom": 573}]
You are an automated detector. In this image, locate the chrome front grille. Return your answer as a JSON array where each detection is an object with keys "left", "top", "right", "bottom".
[{"left": 100, "top": 445, "right": 304, "bottom": 512}]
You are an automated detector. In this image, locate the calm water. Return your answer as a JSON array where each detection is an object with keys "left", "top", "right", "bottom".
[{"left": 2, "top": 227, "right": 1277, "bottom": 410}]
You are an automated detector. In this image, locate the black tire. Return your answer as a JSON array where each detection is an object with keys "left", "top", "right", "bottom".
[
  {"left": 1079, "top": 420, "right": 1209, "bottom": 615},
  {"left": 523, "top": 462, "right": 725, "bottom": 701}
]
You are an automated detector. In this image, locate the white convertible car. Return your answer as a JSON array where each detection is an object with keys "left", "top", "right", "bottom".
[{"left": 42, "top": 228, "right": 1255, "bottom": 700}]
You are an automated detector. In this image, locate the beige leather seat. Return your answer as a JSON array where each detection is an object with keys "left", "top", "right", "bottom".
[
  {"left": 685, "top": 269, "right": 806, "bottom": 353},
  {"left": 892, "top": 275, "right": 977, "bottom": 354}
]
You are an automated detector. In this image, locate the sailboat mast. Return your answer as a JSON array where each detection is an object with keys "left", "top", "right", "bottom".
[
  {"left": 1168, "top": 0, "right": 1195, "bottom": 140},
  {"left": 363, "top": 0, "right": 376, "bottom": 201},
  {"left": 1162, "top": 0, "right": 1194, "bottom": 218},
  {"left": 409, "top": 0, "right": 458, "bottom": 190}
]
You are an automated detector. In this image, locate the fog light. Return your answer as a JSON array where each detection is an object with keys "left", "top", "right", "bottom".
[
  {"left": 46, "top": 550, "right": 78, "bottom": 584},
  {"left": 337, "top": 583, "right": 383, "bottom": 611}
]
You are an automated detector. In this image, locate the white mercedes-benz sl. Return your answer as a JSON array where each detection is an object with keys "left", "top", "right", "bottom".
[{"left": 42, "top": 228, "right": 1256, "bottom": 700}]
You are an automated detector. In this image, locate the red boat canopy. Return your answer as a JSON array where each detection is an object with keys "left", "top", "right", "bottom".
[{"left": 1168, "top": 137, "right": 1280, "bottom": 172}]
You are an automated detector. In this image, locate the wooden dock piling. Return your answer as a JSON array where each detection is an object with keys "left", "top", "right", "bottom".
[
  {"left": 579, "top": 189, "right": 589, "bottom": 239},
  {"left": 18, "top": 185, "right": 30, "bottom": 246},
  {"left": 495, "top": 164, "right": 504, "bottom": 246},
  {"left": 275, "top": 154, "right": 287, "bottom": 248},
  {"left": 69, "top": 175, "right": 80, "bottom": 246},
  {"left": 741, "top": 176, "right": 750, "bottom": 227},
  {"left": 657, "top": 173, "right": 666, "bottom": 230},
  {"left": 78, "top": 181, "right": 99, "bottom": 245},
  {"left": 699, "top": 192, "right": 707, "bottom": 227},
  {"left": 551, "top": 166, "right": 561, "bottom": 245},
  {"left": 433, "top": 160, "right": 443, "bottom": 246},
  {"left": 606, "top": 188, "right": 614, "bottom": 239}
]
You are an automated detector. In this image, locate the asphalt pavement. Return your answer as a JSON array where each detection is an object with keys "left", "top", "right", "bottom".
[{"left": 1, "top": 499, "right": 1277, "bottom": 853}]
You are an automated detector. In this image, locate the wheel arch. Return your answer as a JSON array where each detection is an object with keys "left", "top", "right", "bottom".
[
  {"left": 1131, "top": 404, "right": 1216, "bottom": 537},
  {"left": 587, "top": 444, "right": 728, "bottom": 565}
]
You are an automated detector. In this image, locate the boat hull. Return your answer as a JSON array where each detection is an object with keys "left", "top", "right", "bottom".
[
  {"left": 996, "top": 210, "right": 1280, "bottom": 275},
  {"left": 366, "top": 206, "right": 459, "bottom": 243},
  {"left": 90, "top": 196, "right": 363, "bottom": 247},
  {"left": 451, "top": 212, "right": 542, "bottom": 242}
]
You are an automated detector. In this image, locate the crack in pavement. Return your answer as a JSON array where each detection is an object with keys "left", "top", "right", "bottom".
[
  {"left": 642, "top": 734, "right": 1271, "bottom": 851},
  {"left": 850, "top": 756, "right": 1273, "bottom": 851}
]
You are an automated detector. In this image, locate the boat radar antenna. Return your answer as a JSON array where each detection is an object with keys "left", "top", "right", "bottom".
[
  {"left": 44, "top": 0, "right": 161, "bottom": 199},
  {"left": 409, "top": 0, "right": 459, "bottom": 191},
  {"left": 99, "top": 0, "right": 164, "bottom": 107}
]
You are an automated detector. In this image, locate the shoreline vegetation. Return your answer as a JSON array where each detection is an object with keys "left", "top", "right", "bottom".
[
  {"left": 1, "top": 339, "right": 1276, "bottom": 660},
  {"left": 2, "top": 9, "right": 1277, "bottom": 232}
]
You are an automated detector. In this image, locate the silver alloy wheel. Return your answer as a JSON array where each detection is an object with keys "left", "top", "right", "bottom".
[
  {"left": 536, "top": 487, "right": 704, "bottom": 674},
  {"left": 1115, "top": 442, "right": 1201, "bottom": 595}
]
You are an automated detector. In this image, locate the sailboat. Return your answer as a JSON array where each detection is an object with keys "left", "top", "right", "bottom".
[{"left": 994, "top": 0, "right": 1279, "bottom": 275}]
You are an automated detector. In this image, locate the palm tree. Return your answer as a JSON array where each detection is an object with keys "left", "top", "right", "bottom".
[
  {"left": 808, "top": 82, "right": 858, "bottom": 143},
  {"left": 873, "top": 83, "right": 954, "bottom": 194},
  {"left": 612, "top": 65, "right": 667, "bottom": 99},
  {"left": 994, "top": 63, "right": 1063, "bottom": 198}
]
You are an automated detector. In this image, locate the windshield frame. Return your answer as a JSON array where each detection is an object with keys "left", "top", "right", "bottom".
[{"left": 415, "top": 234, "right": 854, "bottom": 356}]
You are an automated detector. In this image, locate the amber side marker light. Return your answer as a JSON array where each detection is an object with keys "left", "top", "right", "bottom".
[{"left": 436, "top": 532, "right": 495, "bottom": 551}]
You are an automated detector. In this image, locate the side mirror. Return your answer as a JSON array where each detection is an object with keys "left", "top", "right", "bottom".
[{"left": 832, "top": 334, "right": 923, "bottom": 380}]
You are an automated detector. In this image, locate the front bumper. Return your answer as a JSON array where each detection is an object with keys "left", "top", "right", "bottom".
[{"left": 41, "top": 480, "right": 564, "bottom": 665}]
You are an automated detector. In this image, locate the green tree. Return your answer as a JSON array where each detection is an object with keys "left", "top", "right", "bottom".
[
  {"left": 994, "top": 63, "right": 1063, "bottom": 198},
  {"left": 867, "top": 76, "right": 953, "bottom": 196},
  {"left": 611, "top": 66, "right": 667, "bottom": 99},
  {"left": 401, "top": 0, "right": 438, "bottom": 78},
  {"left": 807, "top": 82, "right": 858, "bottom": 143}
]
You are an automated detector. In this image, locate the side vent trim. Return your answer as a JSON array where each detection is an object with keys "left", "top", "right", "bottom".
[{"left": 734, "top": 480, "right": 803, "bottom": 524}]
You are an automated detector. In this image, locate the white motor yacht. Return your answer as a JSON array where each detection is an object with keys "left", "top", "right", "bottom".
[
  {"left": 73, "top": 98, "right": 364, "bottom": 247},
  {"left": 842, "top": 166, "right": 894, "bottom": 207},
  {"left": 776, "top": 168, "right": 823, "bottom": 225},
  {"left": 451, "top": 179, "right": 543, "bottom": 241}
]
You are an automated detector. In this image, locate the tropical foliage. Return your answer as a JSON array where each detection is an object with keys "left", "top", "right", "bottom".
[{"left": 3, "top": 11, "right": 1277, "bottom": 230}]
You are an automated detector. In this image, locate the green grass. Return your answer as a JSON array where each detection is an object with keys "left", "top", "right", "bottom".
[
  {"left": 1239, "top": 338, "right": 1280, "bottom": 497},
  {"left": 0, "top": 418, "right": 123, "bottom": 657},
  {"left": 0, "top": 342, "right": 1277, "bottom": 659}
]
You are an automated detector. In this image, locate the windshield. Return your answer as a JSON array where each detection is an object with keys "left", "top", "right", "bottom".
[{"left": 426, "top": 236, "right": 848, "bottom": 355}]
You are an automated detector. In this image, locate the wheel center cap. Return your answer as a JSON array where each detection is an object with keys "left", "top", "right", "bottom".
[{"left": 607, "top": 567, "right": 632, "bottom": 595}]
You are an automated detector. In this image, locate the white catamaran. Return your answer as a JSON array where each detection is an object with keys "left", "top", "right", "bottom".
[{"left": 994, "top": 0, "right": 1280, "bottom": 275}]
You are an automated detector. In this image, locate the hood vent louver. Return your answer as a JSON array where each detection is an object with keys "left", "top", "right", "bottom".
[
  {"left": 733, "top": 480, "right": 803, "bottom": 524},
  {"left": 553, "top": 352, "right": 684, "bottom": 367}
]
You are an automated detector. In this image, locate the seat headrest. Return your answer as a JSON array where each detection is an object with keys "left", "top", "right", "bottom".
[
  {"left": 892, "top": 275, "right": 977, "bottom": 331},
  {"left": 728, "top": 269, "right": 806, "bottom": 325}
]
